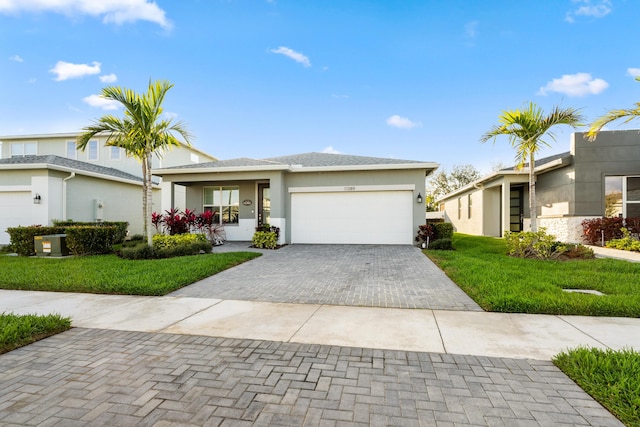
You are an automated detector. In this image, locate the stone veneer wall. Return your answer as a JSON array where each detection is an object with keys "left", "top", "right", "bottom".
[{"left": 538, "top": 216, "right": 600, "bottom": 243}]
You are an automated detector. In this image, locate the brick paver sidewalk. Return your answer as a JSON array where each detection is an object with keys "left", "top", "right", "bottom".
[{"left": 0, "top": 328, "right": 621, "bottom": 426}]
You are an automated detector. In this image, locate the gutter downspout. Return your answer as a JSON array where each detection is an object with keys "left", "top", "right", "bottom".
[{"left": 62, "top": 172, "right": 75, "bottom": 220}]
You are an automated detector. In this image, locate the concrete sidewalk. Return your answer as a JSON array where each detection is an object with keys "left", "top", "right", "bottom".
[{"left": 2, "top": 289, "right": 639, "bottom": 361}]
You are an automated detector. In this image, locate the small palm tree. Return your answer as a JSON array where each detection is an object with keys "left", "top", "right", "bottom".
[
  {"left": 77, "top": 80, "right": 192, "bottom": 246},
  {"left": 586, "top": 76, "right": 640, "bottom": 141},
  {"left": 481, "top": 102, "right": 583, "bottom": 232}
]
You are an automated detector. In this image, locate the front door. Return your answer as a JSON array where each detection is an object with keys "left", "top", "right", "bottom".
[
  {"left": 509, "top": 186, "right": 524, "bottom": 232},
  {"left": 258, "top": 183, "right": 270, "bottom": 226}
]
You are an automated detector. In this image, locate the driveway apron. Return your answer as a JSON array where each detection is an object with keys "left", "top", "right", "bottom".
[{"left": 170, "top": 244, "right": 482, "bottom": 311}]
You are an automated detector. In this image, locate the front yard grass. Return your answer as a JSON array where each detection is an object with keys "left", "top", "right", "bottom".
[
  {"left": 0, "top": 252, "right": 261, "bottom": 295},
  {"left": 425, "top": 234, "right": 640, "bottom": 317},
  {"left": 0, "top": 313, "right": 71, "bottom": 355},
  {"left": 553, "top": 347, "right": 640, "bottom": 427}
]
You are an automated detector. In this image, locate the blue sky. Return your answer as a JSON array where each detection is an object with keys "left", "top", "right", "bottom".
[{"left": 1, "top": 0, "right": 639, "bottom": 173}]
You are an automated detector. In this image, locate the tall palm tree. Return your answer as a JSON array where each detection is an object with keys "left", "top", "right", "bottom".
[
  {"left": 481, "top": 102, "right": 583, "bottom": 232},
  {"left": 586, "top": 76, "right": 640, "bottom": 141},
  {"left": 77, "top": 80, "right": 192, "bottom": 246}
]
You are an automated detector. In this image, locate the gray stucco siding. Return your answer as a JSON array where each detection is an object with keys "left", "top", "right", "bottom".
[{"left": 535, "top": 166, "right": 575, "bottom": 217}]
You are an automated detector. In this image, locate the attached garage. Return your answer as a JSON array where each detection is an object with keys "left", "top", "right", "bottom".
[
  {"left": 290, "top": 189, "right": 414, "bottom": 244},
  {"left": 0, "top": 191, "right": 32, "bottom": 244}
]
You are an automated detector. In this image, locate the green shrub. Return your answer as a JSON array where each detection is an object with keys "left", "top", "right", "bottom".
[
  {"left": 65, "top": 226, "right": 118, "bottom": 255},
  {"left": 252, "top": 231, "right": 278, "bottom": 249},
  {"left": 428, "top": 238, "right": 454, "bottom": 250},
  {"left": 6, "top": 225, "right": 67, "bottom": 256},
  {"left": 119, "top": 243, "right": 154, "bottom": 260},
  {"left": 606, "top": 228, "right": 640, "bottom": 252},
  {"left": 504, "top": 228, "right": 566, "bottom": 260},
  {"left": 562, "top": 244, "right": 595, "bottom": 259},
  {"left": 429, "top": 222, "right": 454, "bottom": 240},
  {"left": 152, "top": 233, "right": 208, "bottom": 250},
  {"left": 53, "top": 220, "right": 128, "bottom": 243}
]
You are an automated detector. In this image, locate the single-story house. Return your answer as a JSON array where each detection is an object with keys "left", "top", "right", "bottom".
[
  {"left": 437, "top": 129, "right": 640, "bottom": 243},
  {"left": 154, "top": 152, "right": 438, "bottom": 245}
]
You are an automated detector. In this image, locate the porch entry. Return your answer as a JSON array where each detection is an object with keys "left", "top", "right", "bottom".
[
  {"left": 258, "top": 183, "right": 270, "bottom": 225},
  {"left": 510, "top": 185, "right": 524, "bottom": 232}
]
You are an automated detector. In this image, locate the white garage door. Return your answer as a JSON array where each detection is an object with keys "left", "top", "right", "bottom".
[
  {"left": 291, "top": 191, "right": 413, "bottom": 244},
  {"left": 0, "top": 192, "right": 32, "bottom": 245}
]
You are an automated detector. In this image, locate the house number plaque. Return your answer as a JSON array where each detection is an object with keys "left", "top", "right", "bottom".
[{"left": 242, "top": 199, "right": 252, "bottom": 206}]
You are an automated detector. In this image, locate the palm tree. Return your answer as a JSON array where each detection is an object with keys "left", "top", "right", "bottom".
[
  {"left": 77, "top": 80, "right": 192, "bottom": 246},
  {"left": 481, "top": 102, "right": 583, "bottom": 232},
  {"left": 586, "top": 76, "right": 640, "bottom": 141}
]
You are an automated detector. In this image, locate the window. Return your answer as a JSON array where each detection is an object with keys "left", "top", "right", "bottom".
[
  {"left": 66, "top": 141, "right": 77, "bottom": 159},
  {"left": 605, "top": 176, "right": 640, "bottom": 218},
  {"left": 457, "top": 197, "right": 462, "bottom": 220},
  {"left": 88, "top": 140, "right": 99, "bottom": 161},
  {"left": 110, "top": 146, "right": 122, "bottom": 160},
  {"left": 468, "top": 194, "right": 472, "bottom": 218},
  {"left": 11, "top": 142, "right": 37, "bottom": 157},
  {"left": 203, "top": 186, "right": 239, "bottom": 224}
]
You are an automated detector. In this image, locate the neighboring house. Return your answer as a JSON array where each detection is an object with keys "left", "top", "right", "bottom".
[
  {"left": 437, "top": 129, "right": 640, "bottom": 243},
  {"left": 0, "top": 133, "right": 216, "bottom": 244},
  {"left": 154, "top": 152, "right": 438, "bottom": 245}
]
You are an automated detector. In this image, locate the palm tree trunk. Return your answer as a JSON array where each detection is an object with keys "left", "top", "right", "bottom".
[
  {"left": 141, "top": 156, "right": 150, "bottom": 246},
  {"left": 145, "top": 152, "right": 153, "bottom": 247},
  {"left": 529, "top": 152, "right": 537, "bottom": 232}
]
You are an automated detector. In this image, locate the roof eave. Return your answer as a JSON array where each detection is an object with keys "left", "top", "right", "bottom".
[
  {"left": 152, "top": 164, "right": 290, "bottom": 175},
  {"left": 287, "top": 162, "right": 440, "bottom": 173},
  {"left": 0, "top": 163, "right": 152, "bottom": 187}
]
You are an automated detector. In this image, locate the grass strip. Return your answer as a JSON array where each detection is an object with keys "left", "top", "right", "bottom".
[
  {"left": 0, "top": 252, "right": 261, "bottom": 295},
  {"left": 0, "top": 313, "right": 72, "bottom": 355},
  {"left": 553, "top": 347, "right": 640, "bottom": 427},
  {"left": 425, "top": 234, "right": 640, "bottom": 317}
]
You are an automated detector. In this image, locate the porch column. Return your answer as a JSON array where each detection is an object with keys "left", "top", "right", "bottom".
[
  {"left": 268, "top": 172, "right": 286, "bottom": 245},
  {"left": 160, "top": 180, "right": 174, "bottom": 212},
  {"left": 501, "top": 183, "right": 510, "bottom": 236}
]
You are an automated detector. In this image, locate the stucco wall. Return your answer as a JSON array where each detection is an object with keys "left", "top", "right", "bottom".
[
  {"left": 441, "top": 188, "right": 483, "bottom": 235},
  {"left": 536, "top": 165, "right": 575, "bottom": 217}
]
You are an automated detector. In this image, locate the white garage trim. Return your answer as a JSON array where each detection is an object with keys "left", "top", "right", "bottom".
[
  {"left": 0, "top": 191, "right": 32, "bottom": 245},
  {"left": 289, "top": 184, "right": 415, "bottom": 193},
  {"left": 291, "top": 190, "right": 413, "bottom": 245}
]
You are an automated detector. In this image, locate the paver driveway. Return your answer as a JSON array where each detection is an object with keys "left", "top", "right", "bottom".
[{"left": 170, "top": 244, "right": 482, "bottom": 311}]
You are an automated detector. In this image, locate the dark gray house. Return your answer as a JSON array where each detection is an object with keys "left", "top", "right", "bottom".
[{"left": 438, "top": 129, "right": 640, "bottom": 242}]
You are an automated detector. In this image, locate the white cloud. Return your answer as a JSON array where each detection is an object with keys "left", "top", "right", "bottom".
[
  {"left": 83, "top": 94, "right": 120, "bottom": 110},
  {"left": 0, "top": 0, "right": 171, "bottom": 29},
  {"left": 9, "top": 54, "right": 23, "bottom": 62},
  {"left": 50, "top": 60, "right": 101, "bottom": 81},
  {"left": 321, "top": 146, "right": 341, "bottom": 154},
  {"left": 99, "top": 73, "right": 117, "bottom": 83},
  {"left": 566, "top": 0, "right": 612, "bottom": 23},
  {"left": 386, "top": 115, "right": 421, "bottom": 129},
  {"left": 163, "top": 111, "right": 178, "bottom": 120},
  {"left": 465, "top": 21, "right": 479, "bottom": 38},
  {"left": 537, "top": 72, "right": 608, "bottom": 97},
  {"left": 627, "top": 68, "right": 640, "bottom": 78},
  {"left": 269, "top": 46, "right": 311, "bottom": 67}
]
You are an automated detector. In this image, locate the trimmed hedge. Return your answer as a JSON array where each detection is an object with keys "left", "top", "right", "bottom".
[
  {"left": 120, "top": 234, "right": 212, "bottom": 260},
  {"left": 430, "top": 222, "right": 454, "bottom": 240},
  {"left": 6, "top": 225, "right": 67, "bottom": 256},
  {"left": 65, "top": 226, "right": 119, "bottom": 256},
  {"left": 152, "top": 233, "right": 208, "bottom": 249},
  {"left": 53, "top": 221, "right": 128, "bottom": 243},
  {"left": 252, "top": 231, "right": 278, "bottom": 249}
]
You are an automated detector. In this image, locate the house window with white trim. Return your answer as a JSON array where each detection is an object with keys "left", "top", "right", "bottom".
[
  {"left": 468, "top": 194, "right": 472, "bottom": 218},
  {"left": 110, "top": 146, "right": 122, "bottom": 160},
  {"left": 457, "top": 197, "right": 462, "bottom": 220},
  {"left": 88, "top": 140, "right": 99, "bottom": 161},
  {"left": 203, "top": 186, "right": 239, "bottom": 224},
  {"left": 11, "top": 142, "right": 37, "bottom": 157},
  {"left": 605, "top": 176, "right": 640, "bottom": 218},
  {"left": 66, "top": 141, "right": 77, "bottom": 159}
]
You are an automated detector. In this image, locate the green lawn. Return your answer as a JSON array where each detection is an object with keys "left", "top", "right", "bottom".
[
  {"left": 554, "top": 347, "right": 640, "bottom": 427},
  {"left": 0, "top": 252, "right": 261, "bottom": 295},
  {"left": 425, "top": 234, "right": 640, "bottom": 317},
  {"left": 0, "top": 313, "right": 71, "bottom": 355}
]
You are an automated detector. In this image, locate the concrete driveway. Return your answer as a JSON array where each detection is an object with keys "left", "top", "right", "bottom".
[{"left": 170, "top": 243, "right": 482, "bottom": 311}]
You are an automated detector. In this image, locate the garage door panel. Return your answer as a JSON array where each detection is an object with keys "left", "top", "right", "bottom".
[
  {"left": 291, "top": 191, "right": 412, "bottom": 244},
  {"left": 0, "top": 192, "right": 32, "bottom": 244}
]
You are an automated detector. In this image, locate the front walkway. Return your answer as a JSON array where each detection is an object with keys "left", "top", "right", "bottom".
[{"left": 171, "top": 244, "right": 482, "bottom": 311}]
